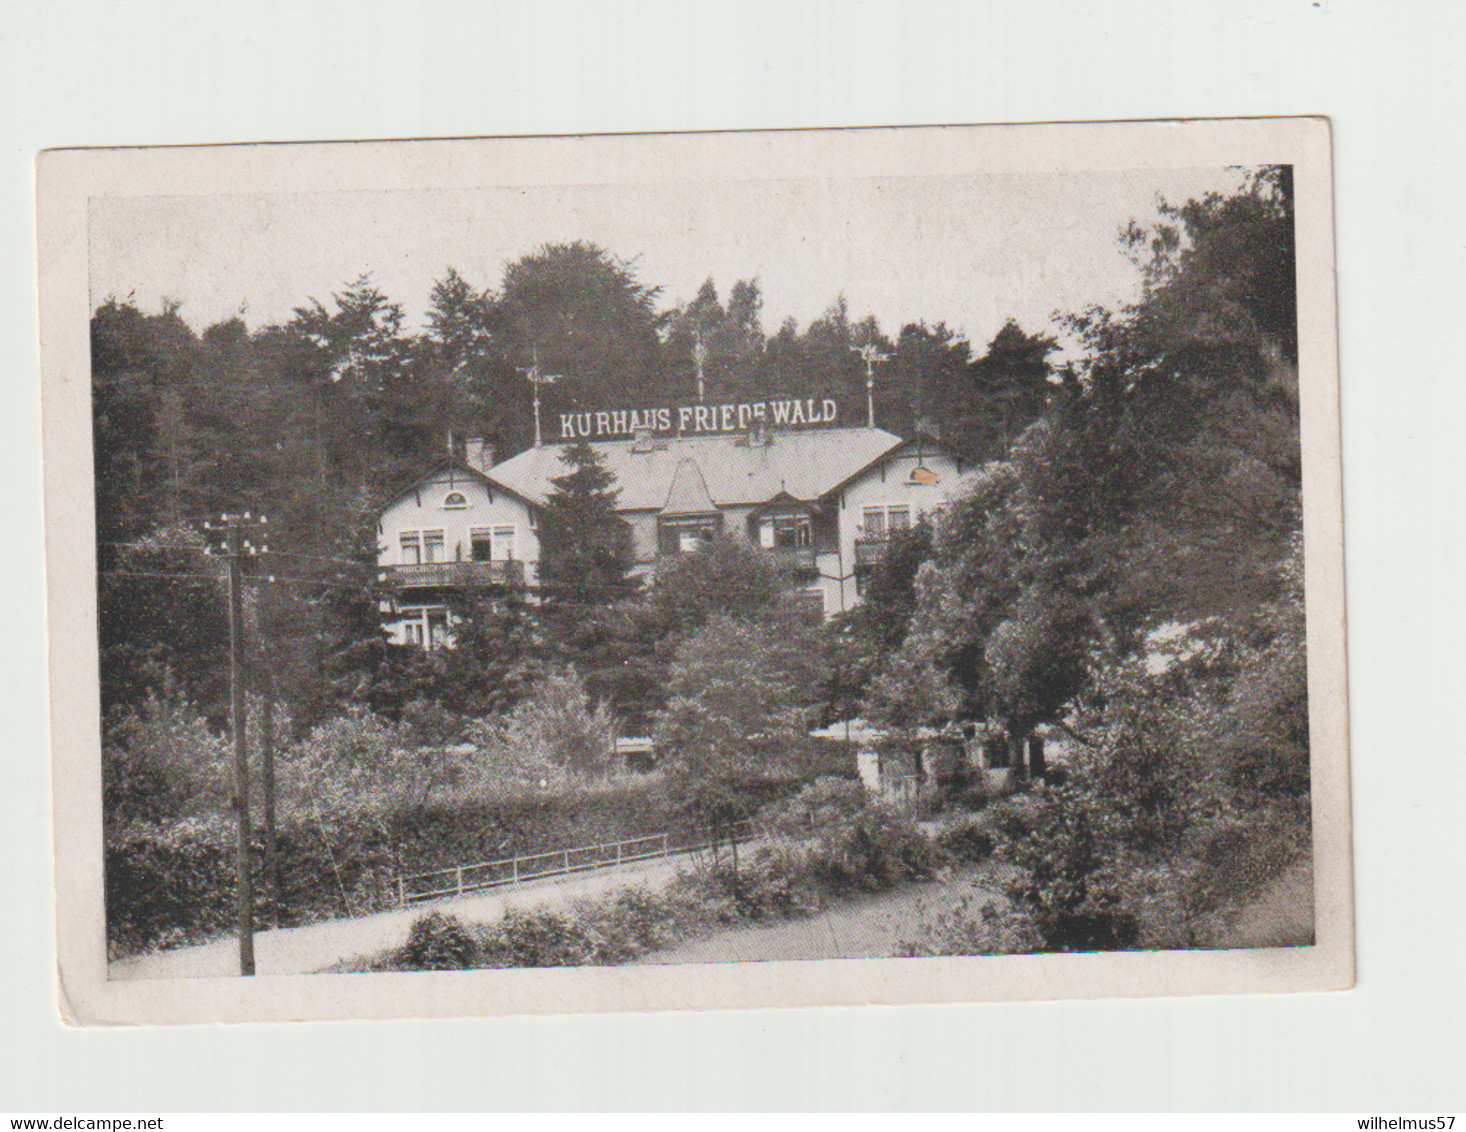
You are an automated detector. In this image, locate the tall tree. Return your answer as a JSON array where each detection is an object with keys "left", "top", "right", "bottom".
[
  {"left": 422, "top": 268, "right": 524, "bottom": 453},
  {"left": 962, "top": 320, "right": 1058, "bottom": 458},
  {"left": 865, "top": 170, "right": 1301, "bottom": 781},
  {"left": 496, "top": 242, "right": 667, "bottom": 416},
  {"left": 536, "top": 440, "right": 640, "bottom": 714}
]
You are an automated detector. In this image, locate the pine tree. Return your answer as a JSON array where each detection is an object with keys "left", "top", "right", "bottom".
[
  {"left": 535, "top": 440, "right": 639, "bottom": 716},
  {"left": 538, "top": 439, "right": 636, "bottom": 605}
]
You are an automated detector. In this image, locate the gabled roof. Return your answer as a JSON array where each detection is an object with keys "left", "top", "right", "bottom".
[
  {"left": 489, "top": 426, "right": 907, "bottom": 511},
  {"left": 661, "top": 458, "right": 718, "bottom": 516},
  {"left": 820, "top": 429, "right": 972, "bottom": 500},
  {"left": 376, "top": 459, "right": 538, "bottom": 516},
  {"left": 748, "top": 490, "right": 811, "bottom": 518}
]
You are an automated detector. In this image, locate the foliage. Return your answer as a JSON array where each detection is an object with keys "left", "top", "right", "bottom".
[
  {"left": 496, "top": 240, "right": 667, "bottom": 409},
  {"left": 959, "top": 319, "right": 1058, "bottom": 460},
  {"left": 758, "top": 776, "right": 868, "bottom": 838},
  {"left": 97, "top": 530, "right": 231, "bottom": 723},
  {"left": 493, "top": 667, "right": 618, "bottom": 779},
  {"left": 103, "top": 681, "right": 231, "bottom": 826},
  {"left": 402, "top": 911, "right": 479, "bottom": 970},
  {"left": 436, "top": 588, "right": 544, "bottom": 718},
  {"left": 370, "top": 799, "right": 949, "bottom": 972},
  {"left": 899, "top": 895, "right": 1045, "bottom": 957},
  {"left": 290, "top": 705, "right": 454, "bottom": 819},
  {"left": 642, "top": 533, "right": 789, "bottom": 641},
  {"left": 106, "top": 774, "right": 691, "bottom": 957},
  {"left": 826, "top": 520, "right": 934, "bottom": 718},
  {"left": 656, "top": 614, "right": 822, "bottom": 770},
  {"left": 538, "top": 439, "right": 637, "bottom": 606},
  {"left": 987, "top": 783, "right": 1139, "bottom": 951},
  {"left": 105, "top": 817, "right": 236, "bottom": 957}
]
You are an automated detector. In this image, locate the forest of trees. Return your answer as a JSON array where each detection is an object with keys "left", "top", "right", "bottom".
[
  {"left": 99, "top": 169, "right": 1311, "bottom": 955},
  {"left": 94, "top": 238, "right": 1057, "bottom": 735}
]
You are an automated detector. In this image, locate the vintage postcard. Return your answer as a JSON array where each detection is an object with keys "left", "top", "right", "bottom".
[{"left": 39, "top": 119, "right": 1351, "bottom": 1025}]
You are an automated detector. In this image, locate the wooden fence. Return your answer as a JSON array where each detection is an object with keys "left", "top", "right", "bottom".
[{"left": 395, "top": 822, "right": 753, "bottom": 907}]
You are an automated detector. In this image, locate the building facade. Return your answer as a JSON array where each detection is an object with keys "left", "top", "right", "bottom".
[
  {"left": 490, "top": 424, "right": 971, "bottom": 617},
  {"left": 377, "top": 423, "right": 973, "bottom": 644},
  {"left": 375, "top": 457, "right": 540, "bottom": 647}
]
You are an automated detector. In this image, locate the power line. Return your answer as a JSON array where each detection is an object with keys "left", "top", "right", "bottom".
[
  {"left": 103, "top": 569, "right": 225, "bottom": 581},
  {"left": 103, "top": 542, "right": 376, "bottom": 572}
]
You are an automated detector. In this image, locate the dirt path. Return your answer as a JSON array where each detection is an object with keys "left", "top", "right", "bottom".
[
  {"left": 634, "top": 866, "right": 1006, "bottom": 964},
  {"left": 108, "top": 847, "right": 727, "bottom": 980}
]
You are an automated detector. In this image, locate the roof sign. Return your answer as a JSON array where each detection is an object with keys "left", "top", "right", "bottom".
[{"left": 558, "top": 398, "right": 838, "bottom": 441}]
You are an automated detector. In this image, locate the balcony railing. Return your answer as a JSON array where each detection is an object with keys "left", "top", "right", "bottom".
[
  {"left": 854, "top": 538, "right": 892, "bottom": 568},
  {"left": 381, "top": 560, "right": 524, "bottom": 588},
  {"left": 763, "top": 545, "right": 819, "bottom": 571}
]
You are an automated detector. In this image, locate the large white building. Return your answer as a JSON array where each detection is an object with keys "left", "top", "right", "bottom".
[
  {"left": 375, "top": 439, "right": 541, "bottom": 647},
  {"left": 376, "top": 424, "right": 972, "bottom": 644}
]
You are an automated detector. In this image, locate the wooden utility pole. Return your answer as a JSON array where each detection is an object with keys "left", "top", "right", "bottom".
[
  {"left": 208, "top": 510, "right": 270, "bottom": 975},
  {"left": 261, "top": 687, "right": 279, "bottom": 930}
]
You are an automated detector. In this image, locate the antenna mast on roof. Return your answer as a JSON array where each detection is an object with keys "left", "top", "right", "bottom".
[
  {"left": 517, "top": 348, "right": 562, "bottom": 448},
  {"left": 853, "top": 343, "right": 891, "bottom": 429},
  {"left": 693, "top": 329, "right": 707, "bottom": 404}
]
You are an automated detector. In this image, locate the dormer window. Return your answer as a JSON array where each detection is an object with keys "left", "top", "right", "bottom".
[{"left": 442, "top": 490, "right": 469, "bottom": 509}]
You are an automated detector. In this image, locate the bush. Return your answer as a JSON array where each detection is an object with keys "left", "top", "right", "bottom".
[
  {"left": 759, "top": 776, "right": 867, "bottom": 837},
  {"left": 933, "top": 820, "right": 995, "bottom": 863},
  {"left": 899, "top": 895, "right": 1045, "bottom": 957},
  {"left": 497, "top": 668, "right": 617, "bottom": 779},
  {"left": 991, "top": 779, "right": 1140, "bottom": 952},
  {"left": 403, "top": 912, "right": 478, "bottom": 969},
  {"left": 804, "top": 805, "right": 946, "bottom": 896},
  {"left": 103, "top": 686, "right": 231, "bottom": 826},
  {"left": 688, "top": 854, "right": 823, "bottom": 921},
  {"left": 939, "top": 769, "right": 991, "bottom": 813},
  {"left": 105, "top": 818, "right": 235, "bottom": 957}
]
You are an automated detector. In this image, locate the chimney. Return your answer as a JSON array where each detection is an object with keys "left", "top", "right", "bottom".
[
  {"left": 629, "top": 428, "right": 656, "bottom": 453},
  {"left": 464, "top": 436, "right": 496, "bottom": 471}
]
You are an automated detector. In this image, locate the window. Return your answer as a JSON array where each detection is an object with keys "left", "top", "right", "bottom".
[
  {"left": 400, "top": 531, "right": 421, "bottom": 565},
  {"left": 762, "top": 513, "right": 811, "bottom": 549},
  {"left": 442, "top": 490, "right": 469, "bottom": 509},
  {"left": 400, "top": 607, "right": 450, "bottom": 649},
  {"left": 399, "top": 609, "right": 428, "bottom": 647},
  {"left": 471, "top": 526, "right": 517, "bottom": 561},
  {"left": 658, "top": 515, "right": 720, "bottom": 556},
  {"left": 427, "top": 609, "right": 450, "bottom": 649},
  {"left": 423, "top": 530, "right": 445, "bottom": 563},
  {"left": 862, "top": 504, "right": 910, "bottom": 539}
]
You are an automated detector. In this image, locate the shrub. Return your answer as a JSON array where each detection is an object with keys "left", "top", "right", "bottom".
[
  {"left": 499, "top": 668, "right": 617, "bottom": 779},
  {"left": 689, "top": 853, "right": 823, "bottom": 921},
  {"left": 899, "top": 895, "right": 1045, "bottom": 957},
  {"left": 103, "top": 686, "right": 231, "bottom": 826},
  {"left": 759, "top": 776, "right": 867, "bottom": 837},
  {"left": 403, "top": 912, "right": 478, "bottom": 969},
  {"left": 939, "top": 768, "right": 991, "bottom": 813},
  {"left": 992, "top": 777, "right": 1140, "bottom": 952},
  {"left": 805, "top": 805, "right": 946, "bottom": 896},
  {"left": 105, "top": 817, "right": 235, "bottom": 957},
  {"left": 933, "top": 820, "right": 995, "bottom": 863}
]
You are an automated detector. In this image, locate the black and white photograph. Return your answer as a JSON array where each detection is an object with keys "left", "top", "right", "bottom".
[{"left": 40, "top": 120, "right": 1349, "bottom": 1024}]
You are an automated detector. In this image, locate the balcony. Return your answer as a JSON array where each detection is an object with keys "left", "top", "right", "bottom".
[
  {"left": 764, "top": 545, "right": 819, "bottom": 572},
  {"left": 382, "top": 560, "right": 524, "bottom": 589},
  {"left": 854, "top": 538, "right": 892, "bottom": 569}
]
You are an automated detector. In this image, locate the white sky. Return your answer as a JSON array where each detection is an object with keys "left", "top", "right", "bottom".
[{"left": 89, "top": 166, "right": 1247, "bottom": 356}]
